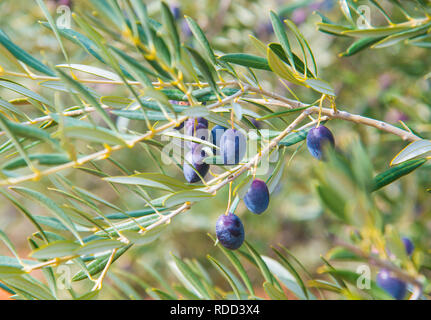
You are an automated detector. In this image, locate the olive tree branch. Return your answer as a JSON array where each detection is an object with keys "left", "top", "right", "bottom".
[
  {"left": 138, "top": 103, "right": 422, "bottom": 259},
  {"left": 334, "top": 238, "right": 424, "bottom": 298},
  {"left": 0, "top": 69, "right": 237, "bottom": 87},
  {"left": 17, "top": 99, "right": 423, "bottom": 285},
  {"left": 0, "top": 86, "right": 248, "bottom": 186}
]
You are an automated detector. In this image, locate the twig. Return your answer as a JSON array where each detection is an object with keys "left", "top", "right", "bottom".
[
  {"left": 314, "top": 107, "right": 421, "bottom": 142},
  {"left": 23, "top": 255, "right": 78, "bottom": 272},
  {"left": 1, "top": 69, "right": 237, "bottom": 87},
  {"left": 139, "top": 202, "right": 191, "bottom": 233},
  {"left": 92, "top": 248, "right": 118, "bottom": 291}
]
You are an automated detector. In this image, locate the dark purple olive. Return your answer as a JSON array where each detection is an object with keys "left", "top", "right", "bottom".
[
  {"left": 402, "top": 237, "right": 415, "bottom": 256},
  {"left": 306, "top": 125, "right": 335, "bottom": 160},
  {"left": 185, "top": 118, "right": 208, "bottom": 140},
  {"left": 170, "top": 5, "right": 181, "bottom": 20},
  {"left": 220, "top": 129, "right": 247, "bottom": 165},
  {"left": 183, "top": 146, "right": 209, "bottom": 183},
  {"left": 215, "top": 212, "right": 245, "bottom": 250},
  {"left": 181, "top": 19, "right": 193, "bottom": 38},
  {"left": 211, "top": 125, "right": 227, "bottom": 155},
  {"left": 376, "top": 269, "right": 407, "bottom": 300},
  {"left": 185, "top": 117, "right": 208, "bottom": 128},
  {"left": 251, "top": 118, "right": 262, "bottom": 129},
  {"left": 243, "top": 179, "right": 270, "bottom": 214},
  {"left": 174, "top": 120, "right": 185, "bottom": 130}
]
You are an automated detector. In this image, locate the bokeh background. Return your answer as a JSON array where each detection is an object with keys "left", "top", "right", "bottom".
[{"left": 0, "top": 0, "right": 430, "bottom": 299}]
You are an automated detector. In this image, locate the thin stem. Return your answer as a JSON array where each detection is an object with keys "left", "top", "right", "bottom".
[
  {"left": 316, "top": 95, "right": 325, "bottom": 128},
  {"left": 225, "top": 182, "right": 233, "bottom": 215},
  {"left": 23, "top": 255, "right": 78, "bottom": 272},
  {"left": 92, "top": 248, "right": 118, "bottom": 291},
  {"left": 139, "top": 202, "right": 191, "bottom": 233},
  {"left": 1, "top": 69, "right": 237, "bottom": 87}
]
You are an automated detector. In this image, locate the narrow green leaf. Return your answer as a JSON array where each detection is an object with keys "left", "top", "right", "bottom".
[
  {"left": 2, "top": 276, "right": 55, "bottom": 300},
  {"left": 100, "top": 96, "right": 133, "bottom": 109},
  {"left": 0, "top": 79, "right": 51, "bottom": 106},
  {"left": 170, "top": 253, "right": 210, "bottom": 299},
  {"left": 316, "top": 22, "right": 353, "bottom": 35},
  {"left": 186, "top": 47, "right": 220, "bottom": 97},
  {"left": 257, "top": 106, "right": 308, "bottom": 120},
  {"left": 372, "top": 159, "right": 427, "bottom": 192},
  {"left": 267, "top": 47, "right": 303, "bottom": 85},
  {"left": 305, "top": 79, "right": 335, "bottom": 96},
  {"left": 75, "top": 239, "right": 123, "bottom": 256},
  {"left": 340, "top": 37, "right": 385, "bottom": 57},
  {"left": 372, "top": 22, "right": 431, "bottom": 49},
  {"left": 56, "top": 67, "right": 117, "bottom": 132},
  {"left": 0, "top": 97, "right": 24, "bottom": 117},
  {"left": 271, "top": 248, "right": 311, "bottom": 299},
  {"left": 72, "top": 244, "right": 131, "bottom": 281},
  {"left": 185, "top": 16, "right": 216, "bottom": 65},
  {"left": 161, "top": 1, "right": 181, "bottom": 62},
  {"left": 0, "top": 30, "right": 55, "bottom": 76},
  {"left": 243, "top": 241, "right": 273, "bottom": 285},
  {"left": 316, "top": 183, "right": 347, "bottom": 222},
  {"left": 263, "top": 281, "right": 287, "bottom": 300},
  {"left": 56, "top": 64, "right": 121, "bottom": 81},
  {"left": 343, "top": 26, "right": 410, "bottom": 37},
  {"left": 209, "top": 233, "right": 255, "bottom": 296},
  {"left": 31, "top": 240, "right": 80, "bottom": 259},
  {"left": 61, "top": 126, "right": 128, "bottom": 146},
  {"left": 121, "top": 226, "right": 165, "bottom": 246},
  {"left": 390, "top": 140, "right": 431, "bottom": 166},
  {"left": 10, "top": 187, "right": 83, "bottom": 243},
  {"left": 148, "top": 288, "right": 176, "bottom": 300},
  {"left": 219, "top": 53, "right": 270, "bottom": 71},
  {"left": 269, "top": 11, "right": 295, "bottom": 72},
  {"left": 0, "top": 190, "right": 48, "bottom": 243},
  {"left": 3, "top": 154, "right": 69, "bottom": 172},
  {"left": 207, "top": 255, "right": 241, "bottom": 299}
]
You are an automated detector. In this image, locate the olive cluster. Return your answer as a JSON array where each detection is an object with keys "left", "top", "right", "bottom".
[
  {"left": 214, "top": 125, "right": 336, "bottom": 250},
  {"left": 175, "top": 109, "right": 337, "bottom": 251}
]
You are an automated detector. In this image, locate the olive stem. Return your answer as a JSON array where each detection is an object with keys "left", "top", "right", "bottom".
[
  {"left": 225, "top": 182, "right": 233, "bottom": 215},
  {"left": 0, "top": 69, "right": 238, "bottom": 87},
  {"left": 316, "top": 94, "right": 325, "bottom": 128},
  {"left": 92, "top": 248, "right": 118, "bottom": 291}
]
